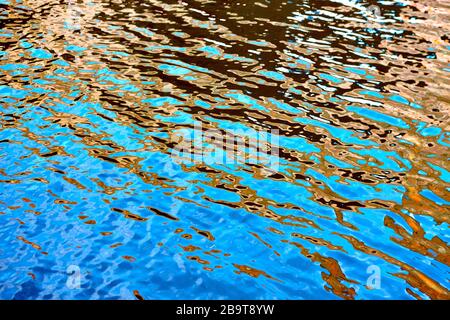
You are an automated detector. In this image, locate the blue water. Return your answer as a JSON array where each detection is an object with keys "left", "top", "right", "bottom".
[{"left": 0, "top": 0, "right": 449, "bottom": 300}]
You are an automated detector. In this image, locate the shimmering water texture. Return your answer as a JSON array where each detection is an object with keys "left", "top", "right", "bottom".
[{"left": 0, "top": 0, "right": 449, "bottom": 300}]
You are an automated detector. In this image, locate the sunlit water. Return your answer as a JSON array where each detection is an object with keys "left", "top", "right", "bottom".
[{"left": 0, "top": 0, "right": 449, "bottom": 300}]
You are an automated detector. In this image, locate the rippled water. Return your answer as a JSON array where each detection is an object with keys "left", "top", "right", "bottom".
[{"left": 0, "top": 0, "right": 449, "bottom": 300}]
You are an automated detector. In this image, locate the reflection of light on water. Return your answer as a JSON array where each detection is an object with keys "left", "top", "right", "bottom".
[
  {"left": 367, "top": 5, "right": 381, "bottom": 19},
  {"left": 64, "top": 0, "right": 98, "bottom": 38},
  {"left": 0, "top": 0, "right": 449, "bottom": 300},
  {"left": 26, "top": 0, "right": 100, "bottom": 47},
  {"left": 66, "top": 0, "right": 83, "bottom": 31}
]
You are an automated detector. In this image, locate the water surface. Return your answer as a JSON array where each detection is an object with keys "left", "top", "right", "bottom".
[{"left": 0, "top": 0, "right": 449, "bottom": 299}]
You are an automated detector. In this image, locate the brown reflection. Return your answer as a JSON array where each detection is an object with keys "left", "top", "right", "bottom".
[{"left": 0, "top": 0, "right": 448, "bottom": 300}]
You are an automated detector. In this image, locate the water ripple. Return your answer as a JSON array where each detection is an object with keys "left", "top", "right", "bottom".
[{"left": 0, "top": 0, "right": 449, "bottom": 299}]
